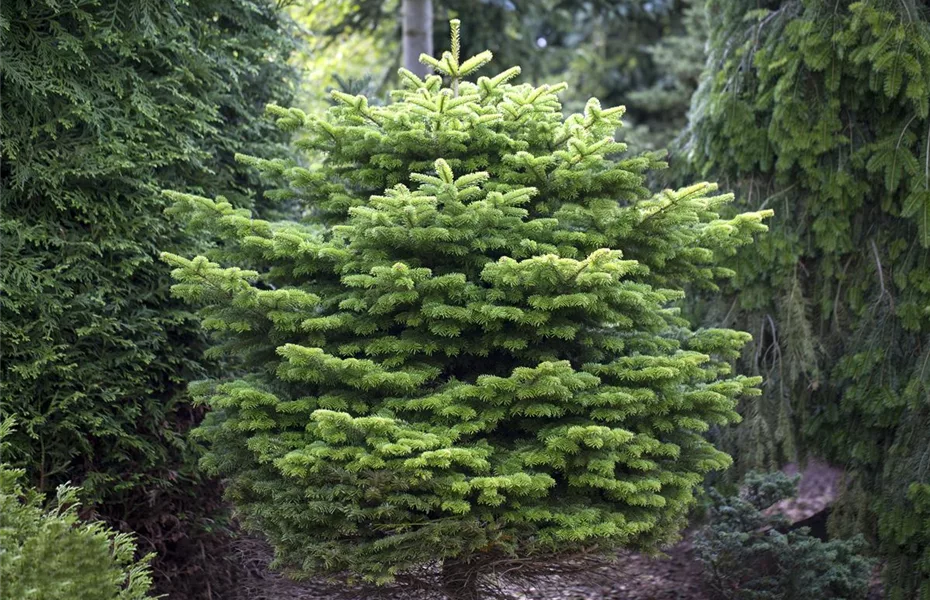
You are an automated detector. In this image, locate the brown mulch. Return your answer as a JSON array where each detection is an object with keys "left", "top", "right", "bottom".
[
  {"left": 202, "top": 536, "right": 710, "bottom": 600},
  {"left": 200, "top": 535, "right": 708, "bottom": 600},
  {"left": 514, "top": 541, "right": 710, "bottom": 600}
]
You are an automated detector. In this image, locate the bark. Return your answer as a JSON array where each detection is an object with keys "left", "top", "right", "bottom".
[
  {"left": 402, "top": 0, "right": 433, "bottom": 78},
  {"left": 441, "top": 559, "right": 482, "bottom": 600}
]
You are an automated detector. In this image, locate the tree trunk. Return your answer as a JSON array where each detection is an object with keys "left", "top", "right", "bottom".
[
  {"left": 441, "top": 559, "right": 481, "bottom": 600},
  {"left": 402, "top": 0, "right": 433, "bottom": 77}
]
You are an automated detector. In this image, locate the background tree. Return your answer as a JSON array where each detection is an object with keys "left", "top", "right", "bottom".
[
  {"left": 625, "top": 0, "right": 707, "bottom": 155},
  {"left": 0, "top": 0, "right": 298, "bottom": 594},
  {"left": 403, "top": 0, "right": 434, "bottom": 76},
  {"left": 685, "top": 1, "right": 930, "bottom": 596},
  {"left": 164, "top": 22, "right": 769, "bottom": 598}
]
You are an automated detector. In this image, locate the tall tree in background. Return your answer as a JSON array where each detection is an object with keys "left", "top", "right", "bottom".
[
  {"left": 0, "top": 0, "right": 297, "bottom": 594},
  {"left": 626, "top": 0, "right": 706, "bottom": 155},
  {"left": 686, "top": 1, "right": 930, "bottom": 596},
  {"left": 403, "top": 0, "right": 434, "bottom": 76}
]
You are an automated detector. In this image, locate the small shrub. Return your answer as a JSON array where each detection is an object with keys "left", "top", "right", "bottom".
[
  {"left": 0, "top": 419, "right": 155, "bottom": 599},
  {"left": 694, "top": 471, "right": 874, "bottom": 600}
]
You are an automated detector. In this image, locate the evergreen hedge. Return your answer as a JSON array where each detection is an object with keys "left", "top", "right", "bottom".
[{"left": 0, "top": 0, "right": 296, "bottom": 593}]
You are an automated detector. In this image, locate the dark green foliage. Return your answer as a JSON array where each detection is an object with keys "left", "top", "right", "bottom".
[
  {"left": 441, "top": 1, "right": 691, "bottom": 121},
  {"left": 0, "top": 419, "right": 155, "bottom": 600},
  {"left": 164, "top": 23, "right": 770, "bottom": 592},
  {"left": 0, "top": 0, "right": 296, "bottom": 593},
  {"left": 695, "top": 471, "right": 874, "bottom": 600},
  {"left": 685, "top": 1, "right": 930, "bottom": 596},
  {"left": 626, "top": 0, "right": 707, "bottom": 154}
]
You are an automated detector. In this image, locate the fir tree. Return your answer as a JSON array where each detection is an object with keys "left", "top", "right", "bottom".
[
  {"left": 164, "top": 21, "right": 770, "bottom": 598},
  {"left": 685, "top": 1, "right": 930, "bottom": 596},
  {"left": 296, "top": 0, "right": 696, "bottom": 147},
  {"left": 0, "top": 0, "right": 296, "bottom": 594}
]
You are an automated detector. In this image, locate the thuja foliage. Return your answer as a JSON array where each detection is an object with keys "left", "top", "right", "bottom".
[
  {"left": 686, "top": 1, "right": 930, "bottom": 595},
  {"left": 0, "top": 0, "right": 295, "bottom": 503},
  {"left": 164, "top": 21, "right": 770, "bottom": 594},
  {"left": 0, "top": 1, "right": 296, "bottom": 595},
  {"left": 0, "top": 420, "right": 155, "bottom": 600},
  {"left": 694, "top": 471, "right": 874, "bottom": 600}
]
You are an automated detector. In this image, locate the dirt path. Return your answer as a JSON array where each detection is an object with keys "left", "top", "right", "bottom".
[{"left": 512, "top": 541, "right": 710, "bottom": 600}]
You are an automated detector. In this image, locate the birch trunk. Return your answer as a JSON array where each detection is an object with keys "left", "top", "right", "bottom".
[{"left": 402, "top": 0, "right": 433, "bottom": 77}]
